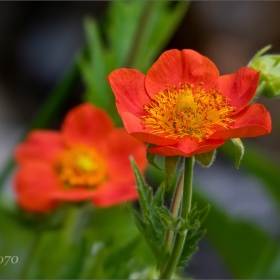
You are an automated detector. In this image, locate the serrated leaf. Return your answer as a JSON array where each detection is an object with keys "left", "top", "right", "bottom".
[
  {"left": 147, "top": 144, "right": 161, "bottom": 170},
  {"left": 129, "top": 157, "right": 166, "bottom": 264},
  {"left": 129, "top": 204, "right": 146, "bottom": 234},
  {"left": 153, "top": 206, "right": 177, "bottom": 229},
  {"left": 195, "top": 150, "right": 216, "bottom": 167},
  {"left": 231, "top": 138, "right": 245, "bottom": 169},
  {"left": 165, "top": 156, "right": 180, "bottom": 190},
  {"left": 177, "top": 229, "right": 206, "bottom": 267},
  {"left": 130, "top": 157, "right": 152, "bottom": 216}
]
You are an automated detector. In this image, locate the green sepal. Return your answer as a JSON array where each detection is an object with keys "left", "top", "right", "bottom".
[
  {"left": 147, "top": 144, "right": 161, "bottom": 170},
  {"left": 165, "top": 156, "right": 180, "bottom": 190},
  {"left": 195, "top": 150, "right": 216, "bottom": 168},
  {"left": 231, "top": 138, "right": 245, "bottom": 169}
]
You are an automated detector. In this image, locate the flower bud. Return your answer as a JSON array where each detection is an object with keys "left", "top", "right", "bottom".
[{"left": 249, "top": 45, "right": 280, "bottom": 98}]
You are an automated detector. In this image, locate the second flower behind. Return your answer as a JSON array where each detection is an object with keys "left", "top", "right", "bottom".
[{"left": 14, "top": 103, "right": 147, "bottom": 212}]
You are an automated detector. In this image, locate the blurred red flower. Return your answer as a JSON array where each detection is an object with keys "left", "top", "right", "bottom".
[
  {"left": 108, "top": 49, "right": 271, "bottom": 157},
  {"left": 14, "top": 103, "right": 147, "bottom": 212}
]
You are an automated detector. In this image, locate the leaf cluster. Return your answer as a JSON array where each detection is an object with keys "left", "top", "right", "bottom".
[
  {"left": 130, "top": 158, "right": 167, "bottom": 266},
  {"left": 130, "top": 158, "right": 210, "bottom": 270}
]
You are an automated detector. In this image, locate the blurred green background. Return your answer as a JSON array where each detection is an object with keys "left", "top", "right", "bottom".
[{"left": 0, "top": 1, "right": 280, "bottom": 279}]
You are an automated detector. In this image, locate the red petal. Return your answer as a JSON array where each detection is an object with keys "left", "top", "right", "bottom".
[
  {"left": 14, "top": 162, "right": 60, "bottom": 212},
  {"left": 148, "top": 138, "right": 225, "bottom": 157},
  {"left": 145, "top": 49, "right": 219, "bottom": 97},
  {"left": 51, "top": 188, "right": 97, "bottom": 200},
  {"left": 216, "top": 67, "right": 260, "bottom": 114},
  {"left": 121, "top": 112, "right": 179, "bottom": 146},
  {"left": 15, "top": 130, "right": 64, "bottom": 165},
  {"left": 210, "top": 104, "right": 271, "bottom": 139},
  {"left": 91, "top": 181, "right": 138, "bottom": 207},
  {"left": 62, "top": 103, "right": 114, "bottom": 147},
  {"left": 101, "top": 129, "right": 147, "bottom": 182},
  {"left": 107, "top": 69, "right": 151, "bottom": 117}
]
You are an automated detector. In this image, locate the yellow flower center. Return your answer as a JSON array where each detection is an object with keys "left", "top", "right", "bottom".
[
  {"left": 141, "top": 83, "right": 235, "bottom": 141},
  {"left": 56, "top": 145, "right": 106, "bottom": 188}
]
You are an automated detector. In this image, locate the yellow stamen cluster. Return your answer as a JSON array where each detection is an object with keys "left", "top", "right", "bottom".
[
  {"left": 56, "top": 145, "right": 106, "bottom": 188},
  {"left": 141, "top": 83, "right": 235, "bottom": 141}
]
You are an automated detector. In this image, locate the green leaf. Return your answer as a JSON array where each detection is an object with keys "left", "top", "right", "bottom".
[
  {"left": 153, "top": 206, "right": 180, "bottom": 231},
  {"left": 107, "top": 1, "right": 146, "bottom": 68},
  {"left": 195, "top": 150, "right": 216, "bottom": 168},
  {"left": 80, "top": 17, "right": 115, "bottom": 112},
  {"left": 130, "top": 157, "right": 167, "bottom": 266},
  {"left": 165, "top": 156, "right": 180, "bottom": 190},
  {"left": 130, "top": 157, "right": 152, "bottom": 216},
  {"left": 231, "top": 138, "right": 245, "bottom": 169},
  {"left": 176, "top": 203, "right": 209, "bottom": 267},
  {"left": 132, "top": 1, "right": 190, "bottom": 72},
  {"left": 178, "top": 229, "right": 206, "bottom": 267},
  {"left": 129, "top": 204, "right": 146, "bottom": 235},
  {"left": 147, "top": 144, "right": 161, "bottom": 170}
]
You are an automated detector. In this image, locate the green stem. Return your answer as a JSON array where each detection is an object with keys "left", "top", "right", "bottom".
[
  {"left": 165, "top": 165, "right": 184, "bottom": 253},
  {"left": 160, "top": 156, "right": 194, "bottom": 279}
]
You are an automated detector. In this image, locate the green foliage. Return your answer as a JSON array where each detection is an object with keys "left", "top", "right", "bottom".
[
  {"left": 178, "top": 229, "right": 206, "bottom": 267},
  {"left": 154, "top": 203, "right": 209, "bottom": 267},
  {"left": 177, "top": 204, "right": 209, "bottom": 266},
  {"left": 6, "top": 204, "right": 155, "bottom": 279},
  {"left": 79, "top": 1, "right": 190, "bottom": 125},
  {"left": 130, "top": 158, "right": 167, "bottom": 267},
  {"left": 131, "top": 156, "right": 210, "bottom": 272},
  {"left": 231, "top": 138, "right": 245, "bottom": 169},
  {"left": 195, "top": 150, "right": 217, "bottom": 168}
]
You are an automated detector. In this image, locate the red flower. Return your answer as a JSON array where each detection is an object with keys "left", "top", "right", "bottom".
[
  {"left": 108, "top": 49, "right": 271, "bottom": 157},
  {"left": 14, "top": 103, "right": 147, "bottom": 212}
]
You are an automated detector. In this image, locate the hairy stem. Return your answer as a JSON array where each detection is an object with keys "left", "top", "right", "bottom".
[
  {"left": 160, "top": 156, "right": 194, "bottom": 279},
  {"left": 164, "top": 166, "right": 184, "bottom": 253}
]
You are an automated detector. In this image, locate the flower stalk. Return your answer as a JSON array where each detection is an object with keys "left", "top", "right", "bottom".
[
  {"left": 160, "top": 156, "right": 194, "bottom": 279},
  {"left": 164, "top": 164, "right": 184, "bottom": 253}
]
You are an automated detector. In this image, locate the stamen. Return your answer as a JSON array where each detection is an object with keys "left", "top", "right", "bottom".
[
  {"left": 141, "top": 83, "right": 235, "bottom": 141},
  {"left": 56, "top": 145, "right": 106, "bottom": 188}
]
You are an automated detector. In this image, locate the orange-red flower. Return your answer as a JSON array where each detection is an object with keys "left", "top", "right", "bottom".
[
  {"left": 14, "top": 103, "right": 147, "bottom": 212},
  {"left": 108, "top": 49, "right": 271, "bottom": 157}
]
